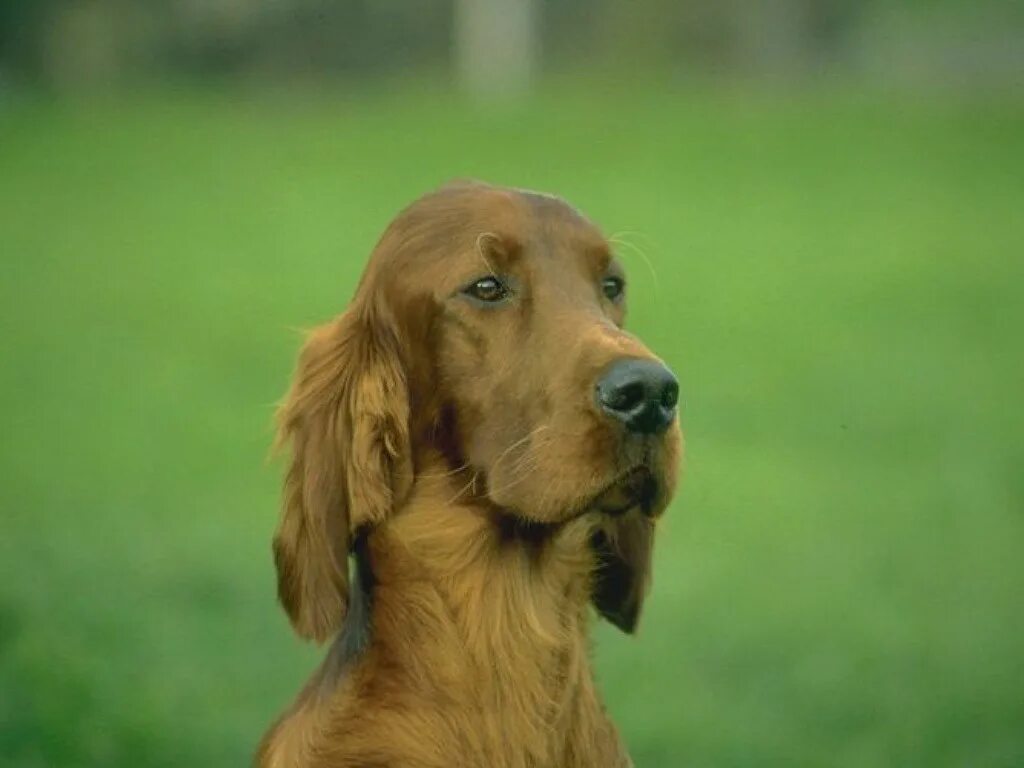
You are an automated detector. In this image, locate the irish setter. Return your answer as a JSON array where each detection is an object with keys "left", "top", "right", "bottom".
[{"left": 258, "top": 181, "right": 683, "bottom": 768}]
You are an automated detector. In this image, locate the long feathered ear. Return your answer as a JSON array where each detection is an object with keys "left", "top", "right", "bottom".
[
  {"left": 273, "top": 307, "right": 411, "bottom": 643},
  {"left": 591, "top": 511, "right": 656, "bottom": 634}
]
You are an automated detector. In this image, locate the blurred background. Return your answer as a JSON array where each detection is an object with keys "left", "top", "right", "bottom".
[{"left": 1, "top": 1, "right": 1022, "bottom": 766}]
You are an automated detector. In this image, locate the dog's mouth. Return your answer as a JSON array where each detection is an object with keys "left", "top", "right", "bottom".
[
  {"left": 588, "top": 465, "right": 660, "bottom": 517},
  {"left": 491, "top": 463, "right": 662, "bottom": 538}
]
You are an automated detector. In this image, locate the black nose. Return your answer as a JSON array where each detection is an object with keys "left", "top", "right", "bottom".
[{"left": 596, "top": 359, "right": 679, "bottom": 435}]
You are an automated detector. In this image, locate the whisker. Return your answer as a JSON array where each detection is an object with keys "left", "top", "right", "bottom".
[
  {"left": 446, "top": 470, "right": 480, "bottom": 506},
  {"left": 410, "top": 462, "right": 471, "bottom": 481},
  {"left": 483, "top": 458, "right": 542, "bottom": 499},
  {"left": 475, "top": 232, "right": 500, "bottom": 278},
  {"left": 489, "top": 425, "right": 549, "bottom": 478},
  {"left": 608, "top": 231, "right": 660, "bottom": 299}
]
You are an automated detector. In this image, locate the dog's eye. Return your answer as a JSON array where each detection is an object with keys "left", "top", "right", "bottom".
[
  {"left": 602, "top": 276, "right": 625, "bottom": 302},
  {"left": 464, "top": 276, "right": 510, "bottom": 303}
]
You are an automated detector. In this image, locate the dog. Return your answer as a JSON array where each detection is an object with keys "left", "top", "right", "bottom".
[{"left": 258, "top": 181, "right": 683, "bottom": 767}]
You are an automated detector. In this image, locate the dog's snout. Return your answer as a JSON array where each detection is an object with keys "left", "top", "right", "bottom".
[{"left": 596, "top": 359, "right": 679, "bottom": 435}]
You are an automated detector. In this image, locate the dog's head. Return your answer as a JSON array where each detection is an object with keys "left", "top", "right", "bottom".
[{"left": 274, "top": 181, "right": 683, "bottom": 642}]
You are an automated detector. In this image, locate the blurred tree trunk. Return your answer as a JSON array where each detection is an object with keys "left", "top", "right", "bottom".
[
  {"left": 729, "top": 0, "right": 861, "bottom": 77},
  {"left": 454, "top": 0, "right": 537, "bottom": 100},
  {"left": 41, "top": 0, "right": 121, "bottom": 90},
  {"left": 731, "top": 0, "right": 807, "bottom": 76}
]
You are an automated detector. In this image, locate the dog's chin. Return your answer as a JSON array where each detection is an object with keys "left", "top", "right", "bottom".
[
  {"left": 586, "top": 465, "right": 661, "bottom": 518},
  {"left": 489, "top": 461, "right": 666, "bottom": 525}
]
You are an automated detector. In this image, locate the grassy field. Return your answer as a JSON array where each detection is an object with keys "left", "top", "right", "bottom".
[{"left": 1, "top": 82, "right": 1022, "bottom": 767}]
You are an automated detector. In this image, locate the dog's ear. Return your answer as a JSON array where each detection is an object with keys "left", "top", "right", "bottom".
[
  {"left": 273, "top": 305, "right": 411, "bottom": 643},
  {"left": 591, "top": 511, "right": 655, "bottom": 634}
]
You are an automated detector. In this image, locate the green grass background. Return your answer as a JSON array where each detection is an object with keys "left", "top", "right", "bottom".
[{"left": 1, "top": 83, "right": 1022, "bottom": 767}]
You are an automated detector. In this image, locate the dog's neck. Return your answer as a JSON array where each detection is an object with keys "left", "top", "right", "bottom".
[
  {"left": 372, "top": 467, "right": 599, "bottom": 653},
  {"left": 265, "top": 469, "right": 628, "bottom": 768},
  {"left": 360, "top": 469, "right": 602, "bottom": 743}
]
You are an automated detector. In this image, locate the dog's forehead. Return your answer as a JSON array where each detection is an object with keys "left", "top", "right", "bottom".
[
  {"left": 369, "top": 183, "right": 609, "bottom": 282},
  {"left": 492, "top": 190, "right": 610, "bottom": 271},
  {"left": 516, "top": 189, "right": 602, "bottom": 238}
]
